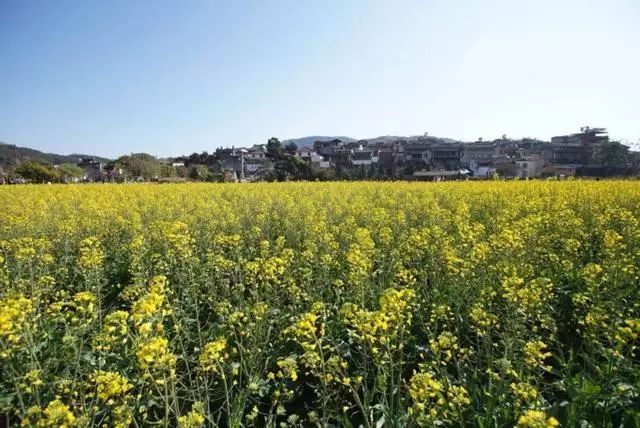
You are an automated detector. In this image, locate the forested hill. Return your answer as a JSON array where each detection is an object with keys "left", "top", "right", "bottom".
[
  {"left": 282, "top": 136, "right": 356, "bottom": 147},
  {"left": 0, "top": 142, "right": 110, "bottom": 166}
]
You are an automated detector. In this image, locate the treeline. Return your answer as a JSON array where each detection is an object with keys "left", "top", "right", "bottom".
[
  {"left": 5, "top": 137, "right": 638, "bottom": 184},
  {"left": 1, "top": 161, "right": 85, "bottom": 183},
  {"left": 1, "top": 138, "right": 334, "bottom": 183},
  {"left": 175, "top": 138, "right": 339, "bottom": 182}
]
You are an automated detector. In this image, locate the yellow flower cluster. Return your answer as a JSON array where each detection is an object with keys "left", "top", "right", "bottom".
[
  {"left": 93, "top": 310, "right": 129, "bottom": 352},
  {"left": 408, "top": 370, "right": 444, "bottom": 417},
  {"left": 510, "top": 381, "right": 539, "bottom": 405},
  {"left": 429, "top": 331, "right": 468, "bottom": 364},
  {"left": 408, "top": 369, "right": 470, "bottom": 423},
  {"left": 243, "top": 252, "right": 290, "bottom": 288},
  {"left": 137, "top": 337, "right": 177, "bottom": 374},
  {"left": 275, "top": 356, "right": 299, "bottom": 382},
  {"left": 341, "top": 304, "right": 389, "bottom": 346},
  {"left": 516, "top": 410, "right": 560, "bottom": 428},
  {"left": 78, "top": 236, "right": 104, "bottom": 270},
  {"left": 502, "top": 276, "right": 555, "bottom": 327},
  {"left": 22, "top": 399, "right": 76, "bottom": 428},
  {"left": 17, "top": 369, "right": 43, "bottom": 394},
  {"left": 286, "top": 303, "right": 326, "bottom": 368},
  {"left": 470, "top": 304, "right": 499, "bottom": 336},
  {"left": 178, "top": 401, "right": 206, "bottom": 428},
  {"left": 341, "top": 288, "right": 415, "bottom": 354},
  {"left": 429, "top": 304, "right": 455, "bottom": 327},
  {"left": 93, "top": 370, "right": 133, "bottom": 404},
  {"left": 616, "top": 318, "right": 640, "bottom": 344},
  {"left": 199, "top": 337, "right": 228, "bottom": 373},
  {"left": 523, "top": 340, "right": 552, "bottom": 371},
  {"left": 10, "top": 237, "right": 54, "bottom": 265},
  {"left": 132, "top": 275, "right": 171, "bottom": 336},
  {"left": 289, "top": 310, "right": 323, "bottom": 342},
  {"left": 0, "top": 294, "right": 33, "bottom": 354},
  {"left": 380, "top": 288, "right": 416, "bottom": 321},
  {"left": 72, "top": 291, "right": 97, "bottom": 314}
]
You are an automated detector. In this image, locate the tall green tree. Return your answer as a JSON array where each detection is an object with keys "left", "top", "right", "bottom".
[
  {"left": 115, "top": 153, "right": 162, "bottom": 180},
  {"left": 159, "top": 164, "right": 177, "bottom": 178},
  {"left": 14, "top": 161, "right": 59, "bottom": 183},
  {"left": 284, "top": 141, "right": 298, "bottom": 155},
  {"left": 58, "top": 163, "right": 84, "bottom": 181},
  {"left": 594, "top": 141, "right": 629, "bottom": 167},
  {"left": 189, "top": 164, "right": 210, "bottom": 181},
  {"left": 266, "top": 137, "right": 283, "bottom": 159}
]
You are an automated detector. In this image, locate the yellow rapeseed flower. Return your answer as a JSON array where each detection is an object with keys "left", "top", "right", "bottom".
[
  {"left": 93, "top": 370, "right": 133, "bottom": 404},
  {"left": 199, "top": 337, "right": 228, "bottom": 373},
  {"left": 178, "top": 401, "right": 206, "bottom": 428},
  {"left": 516, "top": 410, "right": 560, "bottom": 428}
]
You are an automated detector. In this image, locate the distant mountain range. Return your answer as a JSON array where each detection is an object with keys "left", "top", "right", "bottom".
[
  {"left": 283, "top": 135, "right": 460, "bottom": 147},
  {"left": 0, "top": 142, "right": 111, "bottom": 167},
  {"left": 283, "top": 136, "right": 356, "bottom": 147}
]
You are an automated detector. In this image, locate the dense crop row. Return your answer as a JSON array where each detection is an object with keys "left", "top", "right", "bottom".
[{"left": 1, "top": 182, "right": 639, "bottom": 427}]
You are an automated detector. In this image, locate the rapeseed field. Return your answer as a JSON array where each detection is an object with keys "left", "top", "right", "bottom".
[{"left": 1, "top": 181, "right": 639, "bottom": 427}]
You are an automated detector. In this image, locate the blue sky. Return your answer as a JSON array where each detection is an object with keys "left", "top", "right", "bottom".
[{"left": 1, "top": 0, "right": 639, "bottom": 158}]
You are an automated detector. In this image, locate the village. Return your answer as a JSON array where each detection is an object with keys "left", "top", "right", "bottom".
[
  {"left": 1, "top": 126, "right": 638, "bottom": 184},
  {"left": 151, "top": 126, "right": 637, "bottom": 182},
  {"left": 185, "top": 126, "right": 638, "bottom": 181}
]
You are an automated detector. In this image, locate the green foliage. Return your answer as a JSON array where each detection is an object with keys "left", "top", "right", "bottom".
[
  {"left": 188, "top": 164, "right": 210, "bottom": 181},
  {"left": 266, "top": 137, "right": 283, "bottom": 159},
  {"left": 159, "top": 164, "right": 176, "bottom": 178},
  {"left": 284, "top": 142, "right": 298, "bottom": 155},
  {"left": 115, "top": 153, "right": 162, "bottom": 180},
  {"left": 0, "top": 142, "right": 110, "bottom": 167},
  {"left": 57, "top": 163, "right": 84, "bottom": 179},
  {"left": 174, "top": 165, "right": 189, "bottom": 179},
  {"left": 595, "top": 141, "right": 630, "bottom": 167},
  {"left": 14, "top": 161, "right": 59, "bottom": 182}
]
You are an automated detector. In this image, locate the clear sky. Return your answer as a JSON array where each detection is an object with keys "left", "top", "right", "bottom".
[{"left": 1, "top": 0, "right": 639, "bottom": 158}]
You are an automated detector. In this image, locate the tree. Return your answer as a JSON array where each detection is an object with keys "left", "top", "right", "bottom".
[
  {"left": 159, "top": 164, "right": 177, "bottom": 178},
  {"left": 189, "top": 164, "right": 210, "bottom": 181},
  {"left": 14, "top": 161, "right": 59, "bottom": 183},
  {"left": 186, "top": 151, "right": 215, "bottom": 166},
  {"left": 315, "top": 168, "right": 336, "bottom": 181},
  {"left": 175, "top": 165, "right": 188, "bottom": 178},
  {"left": 57, "top": 163, "right": 84, "bottom": 181},
  {"left": 266, "top": 138, "right": 283, "bottom": 159},
  {"left": 493, "top": 160, "right": 517, "bottom": 178},
  {"left": 115, "top": 153, "right": 162, "bottom": 180},
  {"left": 286, "top": 156, "right": 313, "bottom": 180},
  {"left": 594, "top": 141, "right": 629, "bottom": 167},
  {"left": 284, "top": 142, "right": 298, "bottom": 155}
]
